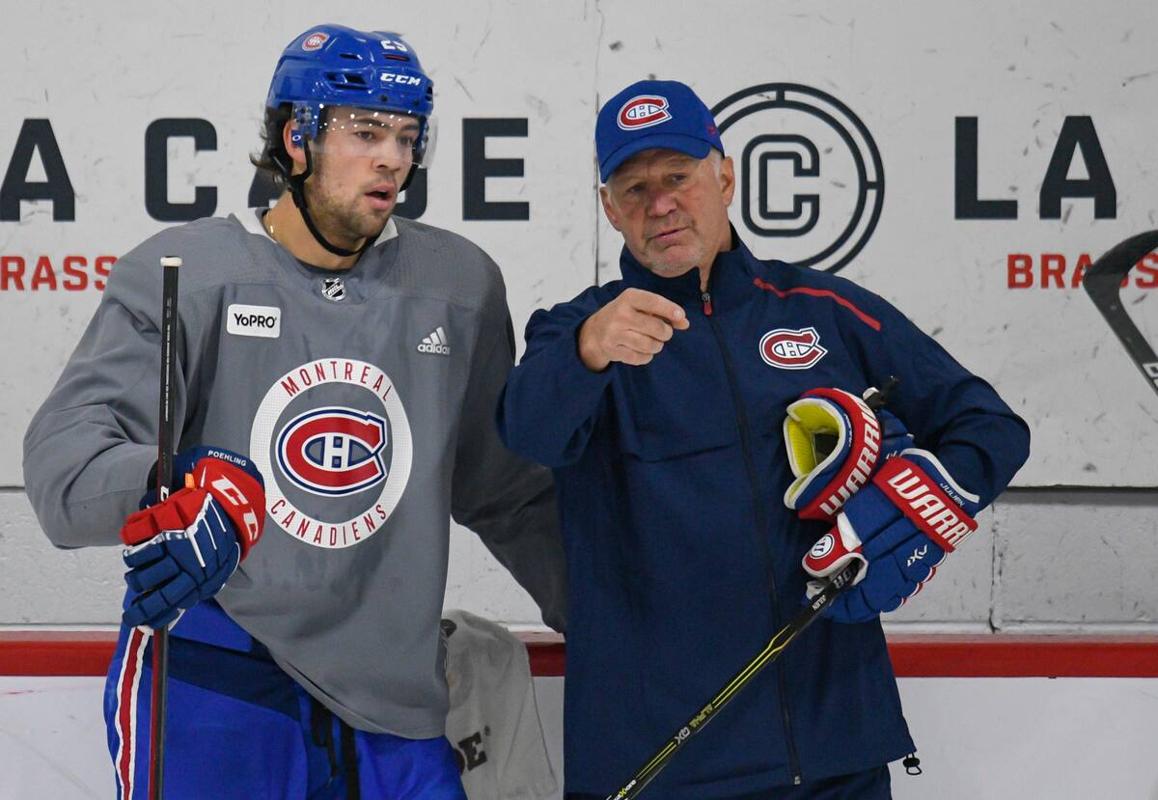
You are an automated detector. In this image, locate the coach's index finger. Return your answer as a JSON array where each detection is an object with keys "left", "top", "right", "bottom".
[{"left": 629, "top": 289, "right": 691, "bottom": 330}]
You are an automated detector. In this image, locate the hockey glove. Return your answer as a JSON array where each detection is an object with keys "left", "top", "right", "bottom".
[
  {"left": 802, "top": 449, "right": 981, "bottom": 623},
  {"left": 120, "top": 447, "right": 265, "bottom": 629},
  {"left": 783, "top": 387, "right": 912, "bottom": 522}
]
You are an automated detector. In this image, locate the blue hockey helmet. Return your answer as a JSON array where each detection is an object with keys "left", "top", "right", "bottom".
[{"left": 266, "top": 24, "right": 434, "bottom": 164}]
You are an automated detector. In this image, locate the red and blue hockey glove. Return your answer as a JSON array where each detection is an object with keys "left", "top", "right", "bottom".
[
  {"left": 783, "top": 387, "right": 913, "bottom": 522},
  {"left": 802, "top": 449, "right": 981, "bottom": 623},
  {"left": 120, "top": 448, "right": 265, "bottom": 629}
]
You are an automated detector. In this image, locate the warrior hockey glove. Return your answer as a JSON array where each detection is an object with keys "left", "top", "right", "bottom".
[
  {"left": 783, "top": 387, "right": 912, "bottom": 522},
  {"left": 802, "top": 449, "right": 981, "bottom": 623},
  {"left": 120, "top": 448, "right": 265, "bottom": 629}
]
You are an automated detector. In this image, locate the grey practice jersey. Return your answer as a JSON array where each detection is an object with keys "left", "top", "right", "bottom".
[{"left": 23, "top": 211, "right": 567, "bottom": 737}]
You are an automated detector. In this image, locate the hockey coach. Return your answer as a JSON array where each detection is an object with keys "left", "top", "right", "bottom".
[{"left": 498, "top": 79, "right": 1029, "bottom": 799}]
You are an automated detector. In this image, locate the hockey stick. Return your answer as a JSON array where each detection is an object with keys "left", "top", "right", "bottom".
[
  {"left": 1082, "top": 230, "right": 1158, "bottom": 398},
  {"left": 148, "top": 254, "right": 181, "bottom": 800},
  {"left": 605, "top": 381, "right": 895, "bottom": 800},
  {"left": 604, "top": 559, "right": 862, "bottom": 800}
]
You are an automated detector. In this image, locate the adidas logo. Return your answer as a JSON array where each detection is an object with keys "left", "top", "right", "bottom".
[{"left": 418, "top": 326, "right": 450, "bottom": 355}]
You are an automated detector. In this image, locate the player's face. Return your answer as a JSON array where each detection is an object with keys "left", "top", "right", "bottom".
[
  {"left": 601, "top": 149, "right": 735, "bottom": 279},
  {"left": 304, "top": 107, "right": 420, "bottom": 246}
]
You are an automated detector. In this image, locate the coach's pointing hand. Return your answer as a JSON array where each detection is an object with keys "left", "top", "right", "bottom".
[{"left": 577, "top": 288, "right": 690, "bottom": 371}]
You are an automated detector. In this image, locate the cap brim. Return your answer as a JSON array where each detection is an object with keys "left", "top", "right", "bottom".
[{"left": 599, "top": 134, "right": 713, "bottom": 183}]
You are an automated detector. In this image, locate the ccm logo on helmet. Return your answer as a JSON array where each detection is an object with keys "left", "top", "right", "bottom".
[
  {"left": 760, "top": 327, "right": 828, "bottom": 370},
  {"left": 381, "top": 74, "right": 423, "bottom": 86},
  {"left": 617, "top": 95, "right": 671, "bottom": 131},
  {"left": 277, "top": 407, "right": 389, "bottom": 496},
  {"left": 226, "top": 304, "right": 282, "bottom": 339}
]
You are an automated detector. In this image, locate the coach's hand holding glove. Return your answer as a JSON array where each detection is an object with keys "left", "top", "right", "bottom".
[
  {"left": 783, "top": 386, "right": 982, "bottom": 622},
  {"left": 801, "top": 448, "right": 981, "bottom": 623},
  {"left": 782, "top": 387, "right": 912, "bottom": 521},
  {"left": 120, "top": 447, "right": 266, "bottom": 629}
]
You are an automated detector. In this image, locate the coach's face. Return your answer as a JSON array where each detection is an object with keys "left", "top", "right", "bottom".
[{"left": 600, "top": 148, "right": 735, "bottom": 279}]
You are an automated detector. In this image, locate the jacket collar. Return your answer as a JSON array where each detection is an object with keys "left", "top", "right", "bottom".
[{"left": 617, "top": 226, "right": 761, "bottom": 310}]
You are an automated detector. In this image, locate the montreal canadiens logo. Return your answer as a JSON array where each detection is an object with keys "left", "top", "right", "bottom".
[
  {"left": 302, "top": 32, "right": 329, "bottom": 51},
  {"left": 277, "top": 408, "right": 387, "bottom": 496},
  {"left": 250, "top": 358, "right": 413, "bottom": 550},
  {"left": 618, "top": 95, "right": 671, "bottom": 131},
  {"left": 759, "top": 327, "right": 828, "bottom": 370}
]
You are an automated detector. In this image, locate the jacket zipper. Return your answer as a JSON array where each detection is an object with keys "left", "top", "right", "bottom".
[{"left": 701, "top": 288, "right": 804, "bottom": 784}]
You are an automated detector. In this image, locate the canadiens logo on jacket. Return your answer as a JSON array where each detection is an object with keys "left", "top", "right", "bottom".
[{"left": 759, "top": 326, "right": 828, "bottom": 369}]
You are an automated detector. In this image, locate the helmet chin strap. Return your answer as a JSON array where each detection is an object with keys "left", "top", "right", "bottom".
[
  {"left": 273, "top": 137, "right": 421, "bottom": 259},
  {"left": 399, "top": 163, "right": 420, "bottom": 194},
  {"left": 285, "top": 141, "right": 375, "bottom": 258}
]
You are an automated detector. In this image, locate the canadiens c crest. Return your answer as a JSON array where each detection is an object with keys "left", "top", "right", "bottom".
[
  {"left": 759, "top": 327, "right": 828, "bottom": 370},
  {"left": 302, "top": 32, "right": 329, "bottom": 51},
  {"left": 277, "top": 408, "right": 388, "bottom": 496},
  {"left": 250, "top": 359, "right": 413, "bottom": 549},
  {"left": 617, "top": 95, "right": 671, "bottom": 130}
]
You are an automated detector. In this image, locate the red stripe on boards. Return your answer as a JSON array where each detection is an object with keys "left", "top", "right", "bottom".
[{"left": 3, "top": 631, "right": 1158, "bottom": 679}]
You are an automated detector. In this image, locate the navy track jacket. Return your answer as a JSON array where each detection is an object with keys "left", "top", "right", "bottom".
[{"left": 498, "top": 235, "right": 1030, "bottom": 798}]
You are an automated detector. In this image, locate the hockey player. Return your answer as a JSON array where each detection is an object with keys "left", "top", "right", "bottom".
[
  {"left": 23, "top": 24, "right": 566, "bottom": 799},
  {"left": 498, "top": 80, "right": 1030, "bottom": 799}
]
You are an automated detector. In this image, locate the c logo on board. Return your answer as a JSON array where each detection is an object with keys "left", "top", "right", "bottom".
[{"left": 713, "top": 84, "right": 884, "bottom": 273}]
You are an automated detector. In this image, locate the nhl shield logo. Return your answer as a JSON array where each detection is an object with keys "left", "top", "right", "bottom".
[
  {"left": 321, "top": 277, "right": 346, "bottom": 301},
  {"left": 759, "top": 327, "right": 828, "bottom": 370},
  {"left": 277, "top": 408, "right": 388, "bottom": 496}
]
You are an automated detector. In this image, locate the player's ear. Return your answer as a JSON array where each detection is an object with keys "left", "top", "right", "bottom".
[{"left": 282, "top": 121, "right": 307, "bottom": 169}]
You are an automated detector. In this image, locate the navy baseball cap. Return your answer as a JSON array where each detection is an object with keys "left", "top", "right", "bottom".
[{"left": 596, "top": 79, "right": 724, "bottom": 183}]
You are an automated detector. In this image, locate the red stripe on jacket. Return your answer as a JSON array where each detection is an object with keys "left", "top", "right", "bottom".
[{"left": 753, "top": 277, "right": 882, "bottom": 331}]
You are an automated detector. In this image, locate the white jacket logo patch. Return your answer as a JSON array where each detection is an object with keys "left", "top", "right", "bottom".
[{"left": 227, "top": 304, "right": 282, "bottom": 339}]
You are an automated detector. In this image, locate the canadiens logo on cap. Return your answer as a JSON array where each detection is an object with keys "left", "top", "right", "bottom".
[
  {"left": 617, "top": 95, "right": 672, "bottom": 131},
  {"left": 302, "top": 32, "right": 329, "bottom": 51}
]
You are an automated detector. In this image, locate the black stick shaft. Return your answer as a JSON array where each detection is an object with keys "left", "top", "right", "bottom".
[
  {"left": 149, "top": 255, "right": 181, "bottom": 800},
  {"left": 605, "top": 559, "right": 862, "bottom": 800}
]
